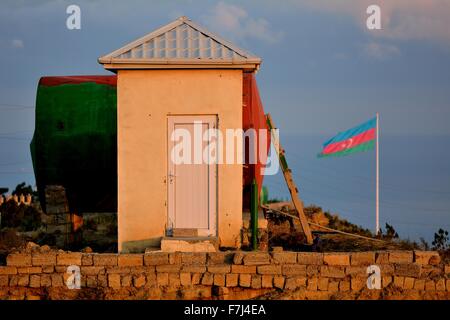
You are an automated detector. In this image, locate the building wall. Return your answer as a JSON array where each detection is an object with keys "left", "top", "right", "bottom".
[{"left": 117, "top": 69, "right": 243, "bottom": 252}]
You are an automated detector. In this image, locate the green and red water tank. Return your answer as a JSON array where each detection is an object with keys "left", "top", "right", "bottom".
[{"left": 31, "top": 73, "right": 269, "bottom": 214}]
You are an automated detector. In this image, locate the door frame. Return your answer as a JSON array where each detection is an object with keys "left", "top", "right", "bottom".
[{"left": 167, "top": 115, "right": 218, "bottom": 237}]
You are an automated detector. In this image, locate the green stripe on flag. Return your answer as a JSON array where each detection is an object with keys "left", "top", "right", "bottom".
[{"left": 318, "top": 140, "right": 375, "bottom": 158}]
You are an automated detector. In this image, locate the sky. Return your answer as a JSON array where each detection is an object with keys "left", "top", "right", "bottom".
[{"left": 0, "top": 0, "right": 449, "bottom": 241}]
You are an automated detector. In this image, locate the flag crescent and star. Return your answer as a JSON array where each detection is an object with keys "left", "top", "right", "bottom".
[{"left": 318, "top": 117, "right": 376, "bottom": 158}]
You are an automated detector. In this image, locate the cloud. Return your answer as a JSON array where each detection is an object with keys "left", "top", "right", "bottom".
[
  {"left": 203, "top": 2, "right": 283, "bottom": 45},
  {"left": 362, "top": 42, "right": 400, "bottom": 60},
  {"left": 11, "top": 39, "right": 24, "bottom": 49},
  {"left": 296, "top": 0, "right": 450, "bottom": 45}
]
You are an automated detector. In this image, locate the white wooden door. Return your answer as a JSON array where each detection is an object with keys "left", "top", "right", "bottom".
[{"left": 168, "top": 115, "right": 217, "bottom": 236}]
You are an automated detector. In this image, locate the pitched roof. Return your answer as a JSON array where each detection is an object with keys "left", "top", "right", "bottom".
[{"left": 98, "top": 16, "right": 261, "bottom": 71}]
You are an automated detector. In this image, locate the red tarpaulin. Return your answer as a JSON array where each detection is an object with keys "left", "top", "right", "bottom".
[
  {"left": 39, "top": 75, "right": 117, "bottom": 87},
  {"left": 242, "top": 72, "right": 271, "bottom": 210}
]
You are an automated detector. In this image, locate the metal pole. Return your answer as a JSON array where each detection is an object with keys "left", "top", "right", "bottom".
[
  {"left": 376, "top": 113, "right": 380, "bottom": 235},
  {"left": 251, "top": 179, "right": 258, "bottom": 251}
]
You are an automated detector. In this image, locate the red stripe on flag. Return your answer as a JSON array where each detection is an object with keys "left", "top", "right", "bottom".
[{"left": 322, "top": 128, "right": 375, "bottom": 155}]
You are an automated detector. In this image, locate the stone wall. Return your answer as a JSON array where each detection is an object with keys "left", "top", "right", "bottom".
[{"left": 0, "top": 245, "right": 449, "bottom": 300}]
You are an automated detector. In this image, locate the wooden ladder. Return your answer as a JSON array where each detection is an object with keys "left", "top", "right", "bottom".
[{"left": 266, "top": 113, "right": 313, "bottom": 244}]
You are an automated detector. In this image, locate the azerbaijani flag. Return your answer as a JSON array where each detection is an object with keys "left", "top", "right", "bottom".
[{"left": 318, "top": 117, "right": 376, "bottom": 158}]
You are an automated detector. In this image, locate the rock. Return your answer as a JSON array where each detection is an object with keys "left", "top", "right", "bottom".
[
  {"left": 82, "top": 247, "right": 93, "bottom": 253},
  {"left": 25, "top": 242, "right": 40, "bottom": 253},
  {"left": 39, "top": 245, "right": 51, "bottom": 253}
]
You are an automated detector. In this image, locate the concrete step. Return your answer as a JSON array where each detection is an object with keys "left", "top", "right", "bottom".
[{"left": 160, "top": 236, "right": 218, "bottom": 252}]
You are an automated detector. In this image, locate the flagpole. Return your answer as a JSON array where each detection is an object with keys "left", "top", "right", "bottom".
[{"left": 376, "top": 112, "right": 380, "bottom": 235}]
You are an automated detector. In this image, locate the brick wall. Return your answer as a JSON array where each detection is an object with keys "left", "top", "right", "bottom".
[{"left": 0, "top": 246, "right": 449, "bottom": 300}]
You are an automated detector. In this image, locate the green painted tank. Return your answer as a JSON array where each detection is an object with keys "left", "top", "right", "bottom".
[{"left": 30, "top": 76, "right": 118, "bottom": 213}]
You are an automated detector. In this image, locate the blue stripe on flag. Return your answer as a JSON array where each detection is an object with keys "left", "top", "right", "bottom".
[{"left": 323, "top": 117, "right": 376, "bottom": 147}]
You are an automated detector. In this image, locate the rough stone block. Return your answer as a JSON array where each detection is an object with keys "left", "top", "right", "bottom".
[
  {"left": 261, "top": 275, "right": 273, "bottom": 288},
  {"left": 156, "top": 264, "right": 181, "bottom": 273},
  {"left": 121, "top": 275, "right": 132, "bottom": 287},
  {"left": 94, "top": 254, "right": 117, "bottom": 266},
  {"left": 169, "top": 252, "right": 182, "bottom": 264},
  {"left": 414, "top": 251, "right": 440, "bottom": 265},
  {"left": 239, "top": 274, "right": 251, "bottom": 287},
  {"left": 272, "top": 252, "right": 297, "bottom": 264},
  {"left": 118, "top": 254, "right": 143, "bottom": 267},
  {"left": 318, "top": 278, "right": 329, "bottom": 291},
  {"left": 251, "top": 275, "right": 262, "bottom": 289},
  {"left": 57, "top": 252, "right": 82, "bottom": 266},
  {"left": 180, "top": 273, "right": 191, "bottom": 286},
  {"left": 214, "top": 274, "right": 226, "bottom": 287},
  {"left": 181, "top": 253, "right": 206, "bottom": 265},
  {"left": 257, "top": 265, "right": 281, "bottom": 275},
  {"left": 81, "top": 266, "right": 104, "bottom": 276},
  {"left": 17, "top": 275, "right": 29, "bottom": 286},
  {"left": 0, "top": 276, "right": 8, "bottom": 287},
  {"left": 82, "top": 254, "right": 93, "bottom": 266},
  {"left": 436, "top": 279, "right": 446, "bottom": 291},
  {"left": 7, "top": 254, "right": 32, "bottom": 267},
  {"left": 42, "top": 266, "right": 54, "bottom": 273},
  {"left": 323, "top": 253, "right": 350, "bottom": 266},
  {"left": 191, "top": 273, "right": 202, "bottom": 285},
  {"left": 51, "top": 274, "right": 64, "bottom": 287},
  {"left": 106, "top": 267, "right": 130, "bottom": 274},
  {"left": 375, "top": 252, "right": 389, "bottom": 264},
  {"left": 0, "top": 267, "right": 17, "bottom": 275},
  {"left": 339, "top": 280, "right": 351, "bottom": 291},
  {"left": 297, "top": 252, "right": 323, "bottom": 265},
  {"left": 168, "top": 273, "right": 180, "bottom": 287},
  {"left": 233, "top": 252, "right": 245, "bottom": 265},
  {"left": 208, "top": 252, "right": 233, "bottom": 265},
  {"left": 306, "top": 265, "right": 320, "bottom": 277},
  {"left": 231, "top": 265, "right": 256, "bottom": 274},
  {"left": 226, "top": 274, "right": 239, "bottom": 287},
  {"left": 55, "top": 266, "right": 66, "bottom": 273},
  {"left": 389, "top": 251, "right": 413, "bottom": 264},
  {"left": 84, "top": 276, "right": 95, "bottom": 288},
  {"left": 282, "top": 264, "right": 306, "bottom": 276},
  {"left": 350, "top": 278, "right": 366, "bottom": 291},
  {"left": 445, "top": 265, "right": 450, "bottom": 275},
  {"left": 32, "top": 253, "right": 56, "bottom": 266},
  {"left": 350, "top": 252, "right": 375, "bottom": 266},
  {"left": 393, "top": 276, "right": 405, "bottom": 288},
  {"left": 157, "top": 273, "right": 169, "bottom": 286},
  {"left": 345, "top": 266, "right": 366, "bottom": 277},
  {"left": 382, "top": 276, "right": 392, "bottom": 288},
  {"left": 145, "top": 273, "right": 156, "bottom": 287},
  {"left": 446, "top": 279, "right": 450, "bottom": 291},
  {"left": 425, "top": 280, "right": 435, "bottom": 291},
  {"left": 29, "top": 275, "right": 40, "bottom": 288},
  {"left": 17, "top": 267, "right": 42, "bottom": 274},
  {"left": 284, "top": 276, "right": 306, "bottom": 290},
  {"left": 108, "top": 274, "right": 121, "bottom": 289},
  {"left": 243, "top": 253, "right": 270, "bottom": 266},
  {"left": 273, "top": 276, "right": 285, "bottom": 289},
  {"left": 380, "top": 264, "right": 395, "bottom": 275},
  {"left": 320, "top": 266, "right": 345, "bottom": 278},
  {"left": 394, "top": 263, "right": 421, "bottom": 277},
  {"left": 414, "top": 279, "right": 425, "bottom": 290},
  {"left": 201, "top": 273, "right": 214, "bottom": 286},
  {"left": 208, "top": 264, "right": 231, "bottom": 274},
  {"left": 404, "top": 277, "right": 415, "bottom": 290},
  {"left": 181, "top": 265, "right": 206, "bottom": 273},
  {"left": 307, "top": 277, "right": 318, "bottom": 291},
  {"left": 328, "top": 280, "right": 339, "bottom": 292},
  {"left": 144, "top": 253, "right": 169, "bottom": 266}
]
